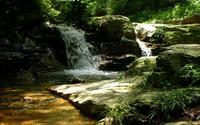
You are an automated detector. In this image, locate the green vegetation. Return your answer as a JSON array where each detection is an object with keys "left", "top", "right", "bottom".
[
  {"left": 130, "top": 0, "right": 200, "bottom": 22},
  {"left": 1, "top": 0, "right": 200, "bottom": 124},
  {"left": 106, "top": 101, "right": 133, "bottom": 125},
  {"left": 34, "top": 0, "right": 200, "bottom": 24},
  {"left": 179, "top": 63, "right": 200, "bottom": 86},
  {"left": 152, "top": 89, "right": 193, "bottom": 120},
  {"left": 150, "top": 27, "right": 165, "bottom": 43},
  {"left": 112, "top": 61, "right": 200, "bottom": 124},
  {"left": 40, "top": 0, "right": 61, "bottom": 19}
]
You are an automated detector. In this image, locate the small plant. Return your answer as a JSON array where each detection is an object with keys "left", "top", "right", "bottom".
[
  {"left": 179, "top": 63, "right": 200, "bottom": 86},
  {"left": 152, "top": 89, "right": 193, "bottom": 120},
  {"left": 106, "top": 98, "right": 134, "bottom": 125}
]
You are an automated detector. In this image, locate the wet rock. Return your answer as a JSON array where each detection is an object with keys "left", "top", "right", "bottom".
[
  {"left": 99, "top": 54, "right": 136, "bottom": 71},
  {"left": 135, "top": 24, "right": 156, "bottom": 41}
]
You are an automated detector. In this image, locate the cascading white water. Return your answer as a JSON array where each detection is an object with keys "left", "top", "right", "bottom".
[
  {"left": 136, "top": 38, "right": 152, "bottom": 56},
  {"left": 57, "top": 26, "right": 98, "bottom": 69},
  {"left": 54, "top": 25, "right": 116, "bottom": 79},
  {"left": 135, "top": 24, "right": 154, "bottom": 56}
]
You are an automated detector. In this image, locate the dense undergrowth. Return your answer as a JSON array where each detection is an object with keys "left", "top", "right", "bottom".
[
  {"left": 38, "top": 0, "right": 200, "bottom": 24},
  {"left": 133, "top": 0, "right": 200, "bottom": 22}
]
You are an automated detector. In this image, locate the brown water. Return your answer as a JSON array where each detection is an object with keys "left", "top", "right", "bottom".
[{"left": 0, "top": 82, "right": 96, "bottom": 125}]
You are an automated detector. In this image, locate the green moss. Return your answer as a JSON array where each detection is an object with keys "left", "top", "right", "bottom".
[
  {"left": 125, "top": 57, "right": 157, "bottom": 77},
  {"left": 161, "top": 25, "right": 200, "bottom": 45},
  {"left": 150, "top": 27, "right": 165, "bottom": 43}
]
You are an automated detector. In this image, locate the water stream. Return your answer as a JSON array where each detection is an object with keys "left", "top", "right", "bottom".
[
  {"left": 134, "top": 24, "right": 153, "bottom": 56},
  {"left": 136, "top": 38, "right": 152, "bottom": 56},
  {"left": 0, "top": 25, "right": 110, "bottom": 125},
  {"left": 0, "top": 81, "right": 96, "bottom": 125}
]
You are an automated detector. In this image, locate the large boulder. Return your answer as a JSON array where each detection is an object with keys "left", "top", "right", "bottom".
[
  {"left": 154, "top": 24, "right": 200, "bottom": 45},
  {"left": 0, "top": 23, "right": 67, "bottom": 80},
  {"left": 49, "top": 80, "right": 132, "bottom": 117},
  {"left": 0, "top": 0, "right": 66, "bottom": 79},
  {"left": 157, "top": 44, "right": 200, "bottom": 72},
  {"left": 125, "top": 56, "right": 157, "bottom": 77},
  {"left": 85, "top": 15, "right": 141, "bottom": 56},
  {"left": 148, "top": 44, "right": 200, "bottom": 87}
]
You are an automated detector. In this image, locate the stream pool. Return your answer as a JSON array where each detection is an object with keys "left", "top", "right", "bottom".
[
  {"left": 0, "top": 70, "right": 116, "bottom": 125},
  {"left": 0, "top": 81, "right": 96, "bottom": 125}
]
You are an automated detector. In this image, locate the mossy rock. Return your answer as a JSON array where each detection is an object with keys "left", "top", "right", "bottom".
[
  {"left": 157, "top": 44, "right": 200, "bottom": 72},
  {"left": 149, "top": 44, "right": 200, "bottom": 87},
  {"left": 86, "top": 15, "right": 141, "bottom": 56},
  {"left": 157, "top": 24, "right": 200, "bottom": 45},
  {"left": 125, "top": 56, "right": 157, "bottom": 77}
]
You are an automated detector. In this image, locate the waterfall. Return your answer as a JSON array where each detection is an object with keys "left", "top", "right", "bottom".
[
  {"left": 57, "top": 26, "right": 98, "bottom": 69},
  {"left": 134, "top": 24, "right": 154, "bottom": 56},
  {"left": 136, "top": 38, "right": 152, "bottom": 56}
]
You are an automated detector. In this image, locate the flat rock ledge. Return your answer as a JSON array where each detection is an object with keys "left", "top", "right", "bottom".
[{"left": 49, "top": 80, "right": 132, "bottom": 117}]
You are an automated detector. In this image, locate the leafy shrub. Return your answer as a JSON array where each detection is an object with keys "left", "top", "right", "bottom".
[
  {"left": 152, "top": 89, "right": 193, "bottom": 120},
  {"left": 178, "top": 63, "right": 200, "bottom": 86},
  {"left": 129, "top": 0, "right": 200, "bottom": 22},
  {"left": 40, "top": 0, "right": 60, "bottom": 19},
  {"left": 151, "top": 0, "right": 200, "bottom": 21},
  {"left": 85, "top": 0, "right": 108, "bottom": 16}
]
